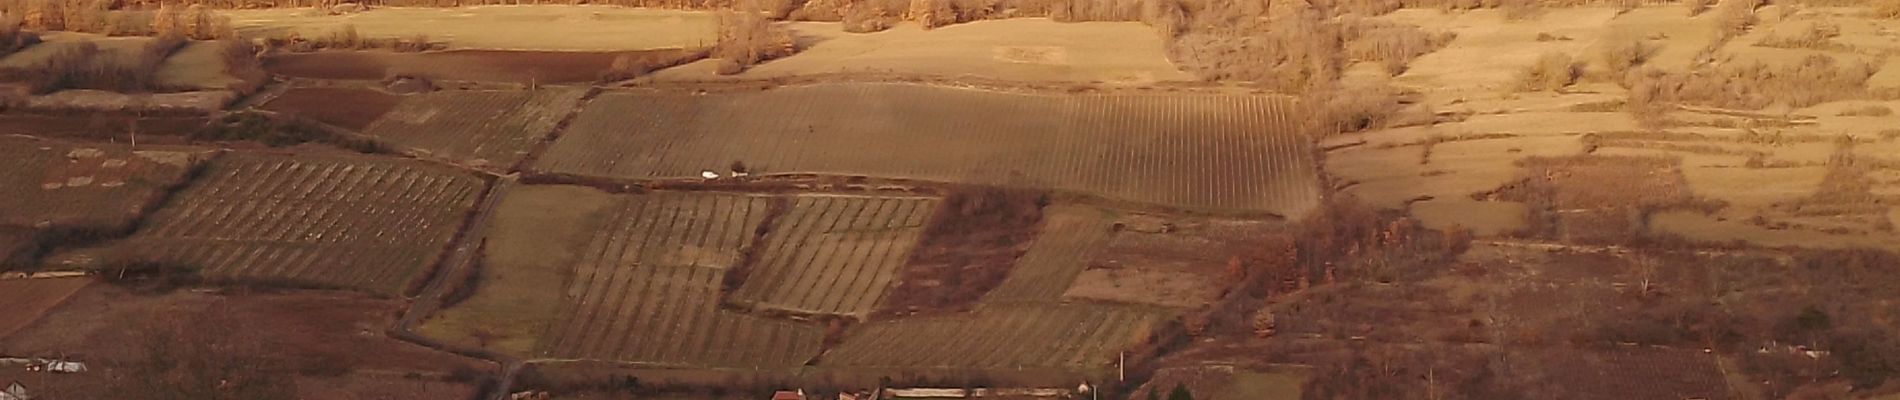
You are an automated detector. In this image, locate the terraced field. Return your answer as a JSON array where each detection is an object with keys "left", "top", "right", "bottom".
[
  {"left": 982, "top": 205, "right": 1114, "bottom": 304},
  {"left": 0, "top": 137, "right": 208, "bottom": 231},
  {"left": 534, "top": 191, "right": 823, "bottom": 367},
  {"left": 536, "top": 84, "right": 1317, "bottom": 215},
  {"left": 821, "top": 304, "right": 1163, "bottom": 371},
  {"left": 363, "top": 89, "right": 587, "bottom": 168},
  {"left": 729, "top": 195, "right": 937, "bottom": 317},
  {"left": 78, "top": 152, "right": 485, "bottom": 294}
]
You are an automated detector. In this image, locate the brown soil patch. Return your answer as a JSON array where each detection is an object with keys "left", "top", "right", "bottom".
[
  {"left": 0, "top": 286, "right": 494, "bottom": 399},
  {"left": 266, "top": 49, "right": 696, "bottom": 83},
  {"left": 874, "top": 187, "right": 1044, "bottom": 318},
  {"left": 1493, "top": 155, "right": 1702, "bottom": 243},
  {"left": 0, "top": 277, "right": 92, "bottom": 340},
  {"left": 261, "top": 87, "right": 403, "bottom": 131},
  {"left": 1065, "top": 217, "right": 1280, "bottom": 309},
  {"left": 0, "top": 114, "right": 207, "bottom": 142}
]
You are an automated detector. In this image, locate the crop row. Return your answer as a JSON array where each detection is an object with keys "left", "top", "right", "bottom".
[
  {"left": 535, "top": 191, "right": 823, "bottom": 367},
  {"left": 536, "top": 84, "right": 1318, "bottom": 214},
  {"left": 106, "top": 152, "right": 484, "bottom": 294},
  {"left": 822, "top": 303, "right": 1163, "bottom": 370},
  {"left": 730, "top": 195, "right": 937, "bottom": 317},
  {"left": 981, "top": 205, "right": 1112, "bottom": 304},
  {"left": 364, "top": 88, "right": 586, "bottom": 168}
]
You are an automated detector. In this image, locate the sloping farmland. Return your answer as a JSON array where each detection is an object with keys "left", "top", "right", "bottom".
[
  {"left": 363, "top": 88, "right": 587, "bottom": 168},
  {"left": 534, "top": 83, "right": 1318, "bottom": 216},
  {"left": 531, "top": 191, "right": 823, "bottom": 367},
  {"left": 981, "top": 205, "right": 1115, "bottom": 304},
  {"left": 821, "top": 303, "right": 1164, "bottom": 372},
  {"left": 70, "top": 152, "right": 485, "bottom": 295},
  {"left": 729, "top": 194, "right": 937, "bottom": 317}
]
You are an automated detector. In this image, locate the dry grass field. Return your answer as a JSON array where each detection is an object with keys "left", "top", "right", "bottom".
[
  {"left": 362, "top": 88, "right": 586, "bottom": 168},
  {"left": 0, "top": 136, "right": 209, "bottom": 232},
  {"left": 153, "top": 40, "right": 247, "bottom": 91},
  {"left": 223, "top": 6, "right": 716, "bottom": 51},
  {"left": 729, "top": 194, "right": 936, "bottom": 317},
  {"left": 60, "top": 151, "right": 485, "bottom": 295},
  {"left": 653, "top": 18, "right": 1192, "bottom": 84},
  {"left": 538, "top": 84, "right": 1317, "bottom": 214},
  {"left": 820, "top": 303, "right": 1163, "bottom": 372},
  {"left": 418, "top": 184, "right": 610, "bottom": 357},
  {"left": 0, "top": 277, "right": 92, "bottom": 340},
  {"left": 264, "top": 49, "right": 692, "bottom": 83}
]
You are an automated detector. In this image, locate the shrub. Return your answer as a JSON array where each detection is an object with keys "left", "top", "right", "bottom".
[
  {"left": 906, "top": 0, "right": 957, "bottom": 29},
  {"left": 840, "top": 0, "right": 901, "bottom": 32},
  {"left": 220, "top": 39, "right": 267, "bottom": 94},
  {"left": 1517, "top": 52, "right": 1579, "bottom": 92},
  {"left": 1600, "top": 36, "right": 1648, "bottom": 76},
  {"left": 1501, "top": 0, "right": 1541, "bottom": 20},
  {"left": 1839, "top": 105, "right": 1894, "bottom": 117},
  {"left": 391, "top": 34, "right": 432, "bottom": 52},
  {"left": 715, "top": 0, "right": 796, "bottom": 72},
  {"left": 1687, "top": 0, "right": 1710, "bottom": 16},
  {"left": 1309, "top": 83, "right": 1407, "bottom": 135},
  {"left": 1754, "top": 21, "right": 1839, "bottom": 49},
  {"left": 0, "top": 16, "right": 40, "bottom": 58},
  {"left": 1141, "top": 0, "right": 1186, "bottom": 39},
  {"left": 599, "top": 48, "right": 711, "bottom": 81},
  {"left": 1343, "top": 18, "right": 1454, "bottom": 75},
  {"left": 1877, "top": 0, "right": 1900, "bottom": 19}
]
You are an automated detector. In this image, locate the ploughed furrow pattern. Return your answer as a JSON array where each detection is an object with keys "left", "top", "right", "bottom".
[
  {"left": 730, "top": 195, "right": 937, "bottom": 317},
  {"left": 982, "top": 205, "right": 1112, "bottom": 304},
  {"left": 364, "top": 88, "right": 587, "bottom": 168},
  {"left": 821, "top": 304, "right": 1163, "bottom": 370},
  {"left": 0, "top": 137, "right": 204, "bottom": 230},
  {"left": 113, "top": 152, "right": 484, "bottom": 294},
  {"left": 536, "top": 191, "right": 823, "bottom": 368},
  {"left": 537, "top": 84, "right": 1318, "bottom": 215}
]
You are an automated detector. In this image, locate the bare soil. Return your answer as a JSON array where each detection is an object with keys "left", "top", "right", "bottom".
[
  {"left": 265, "top": 49, "right": 698, "bottom": 84},
  {"left": 873, "top": 187, "right": 1044, "bottom": 318},
  {"left": 0, "top": 277, "right": 92, "bottom": 340},
  {"left": 261, "top": 87, "right": 403, "bottom": 130}
]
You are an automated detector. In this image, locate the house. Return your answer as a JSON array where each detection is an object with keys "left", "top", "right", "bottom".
[
  {"left": 1, "top": 382, "right": 29, "bottom": 400},
  {"left": 770, "top": 389, "right": 804, "bottom": 400}
]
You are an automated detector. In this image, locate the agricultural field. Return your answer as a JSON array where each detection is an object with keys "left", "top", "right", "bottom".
[
  {"left": 0, "top": 136, "right": 209, "bottom": 232},
  {"left": 57, "top": 151, "right": 486, "bottom": 295},
  {"left": 1134, "top": 364, "right": 1309, "bottom": 400},
  {"left": 981, "top": 205, "right": 1115, "bottom": 304},
  {"left": 820, "top": 303, "right": 1164, "bottom": 372},
  {"left": 153, "top": 40, "right": 248, "bottom": 91},
  {"left": 265, "top": 49, "right": 689, "bottom": 84},
  {"left": 537, "top": 84, "right": 1318, "bottom": 215},
  {"left": 1062, "top": 214, "right": 1282, "bottom": 309},
  {"left": 361, "top": 88, "right": 586, "bottom": 168},
  {"left": 653, "top": 18, "right": 1193, "bottom": 85},
  {"left": 0, "top": 277, "right": 92, "bottom": 340},
  {"left": 422, "top": 186, "right": 824, "bottom": 367},
  {"left": 532, "top": 190, "right": 821, "bottom": 367},
  {"left": 222, "top": 6, "right": 716, "bottom": 51},
  {"left": 260, "top": 86, "right": 404, "bottom": 131},
  {"left": 0, "top": 285, "right": 495, "bottom": 399},
  {"left": 729, "top": 194, "right": 937, "bottom": 317}
]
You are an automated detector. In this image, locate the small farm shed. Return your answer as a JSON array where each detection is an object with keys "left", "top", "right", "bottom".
[{"left": 770, "top": 389, "right": 804, "bottom": 400}]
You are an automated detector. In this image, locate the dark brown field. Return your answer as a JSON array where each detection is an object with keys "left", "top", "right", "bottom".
[{"left": 261, "top": 87, "right": 404, "bottom": 131}]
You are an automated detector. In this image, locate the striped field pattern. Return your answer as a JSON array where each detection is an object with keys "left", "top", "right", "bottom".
[
  {"left": 112, "top": 152, "right": 484, "bottom": 294},
  {"left": 729, "top": 194, "right": 938, "bottom": 317},
  {"left": 535, "top": 191, "right": 823, "bottom": 367},
  {"left": 981, "top": 205, "right": 1113, "bottom": 304},
  {"left": 820, "top": 303, "right": 1164, "bottom": 370},
  {"left": 535, "top": 83, "right": 1319, "bottom": 215},
  {"left": 364, "top": 88, "right": 586, "bottom": 168}
]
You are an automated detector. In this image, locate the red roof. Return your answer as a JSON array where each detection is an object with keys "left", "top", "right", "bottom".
[{"left": 771, "top": 390, "right": 803, "bottom": 400}]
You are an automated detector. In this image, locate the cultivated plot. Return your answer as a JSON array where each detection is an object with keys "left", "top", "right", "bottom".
[
  {"left": 729, "top": 195, "right": 936, "bottom": 317},
  {"left": 0, "top": 136, "right": 207, "bottom": 230},
  {"left": 538, "top": 84, "right": 1318, "bottom": 215},
  {"left": 982, "top": 205, "right": 1114, "bottom": 304},
  {"left": 532, "top": 191, "right": 823, "bottom": 367},
  {"left": 821, "top": 303, "right": 1162, "bottom": 371},
  {"left": 78, "top": 152, "right": 485, "bottom": 295},
  {"left": 363, "top": 88, "right": 586, "bottom": 168},
  {"left": 223, "top": 6, "right": 717, "bottom": 51}
]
